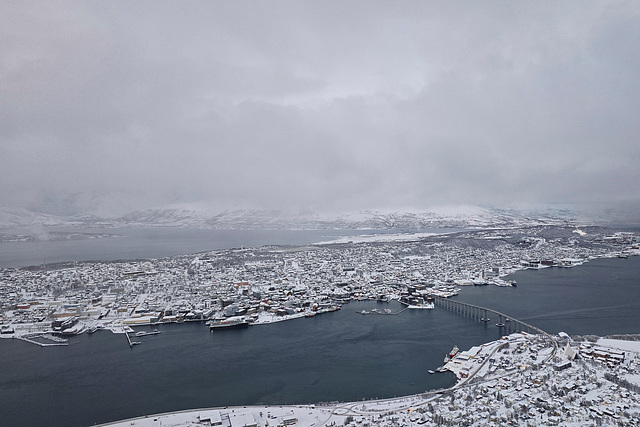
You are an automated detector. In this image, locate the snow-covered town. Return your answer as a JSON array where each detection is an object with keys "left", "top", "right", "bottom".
[
  {"left": 5, "top": 0, "right": 640, "bottom": 424},
  {"left": 0, "top": 226, "right": 637, "bottom": 340},
  {"left": 2, "top": 225, "right": 640, "bottom": 426}
]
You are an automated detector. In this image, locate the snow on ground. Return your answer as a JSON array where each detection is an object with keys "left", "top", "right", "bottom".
[
  {"left": 597, "top": 338, "right": 640, "bottom": 353},
  {"left": 625, "top": 373, "right": 640, "bottom": 387},
  {"left": 99, "top": 405, "right": 336, "bottom": 427},
  {"left": 315, "top": 232, "right": 444, "bottom": 245}
]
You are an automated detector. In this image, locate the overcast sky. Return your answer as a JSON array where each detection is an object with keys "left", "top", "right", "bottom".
[{"left": 1, "top": 1, "right": 639, "bottom": 216}]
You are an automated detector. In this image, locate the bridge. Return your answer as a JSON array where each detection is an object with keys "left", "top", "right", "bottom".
[{"left": 433, "top": 296, "right": 558, "bottom": 361}]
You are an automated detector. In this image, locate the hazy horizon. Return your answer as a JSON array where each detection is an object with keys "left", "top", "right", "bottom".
[{"left": 2, "top": 2, "right": 639, "bottom": 218}]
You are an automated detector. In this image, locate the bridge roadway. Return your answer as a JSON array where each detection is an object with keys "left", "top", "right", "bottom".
[{"left": 433, "top": 296, "right": 558, "bottom": 363}]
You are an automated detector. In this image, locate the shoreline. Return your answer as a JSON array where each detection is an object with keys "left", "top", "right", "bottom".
[
  {"left": 2, "top": 248, "right": 638, "bottom": 343},
  {"left": 96, "top": 332, "right": 640, "bottom": 426}
]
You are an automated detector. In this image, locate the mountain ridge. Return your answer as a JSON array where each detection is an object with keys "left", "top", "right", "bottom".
[{"left": 0, "top": 204, "right": 590, "bottom": 230}]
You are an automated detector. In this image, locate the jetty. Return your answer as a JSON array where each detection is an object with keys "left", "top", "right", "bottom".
[{"left": 16, "top": 333, "right": 69, "bottom": 347}]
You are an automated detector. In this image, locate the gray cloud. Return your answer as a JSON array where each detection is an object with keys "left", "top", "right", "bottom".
[{"left": 1, "top": 1, "right": 639, "bottom": 216}]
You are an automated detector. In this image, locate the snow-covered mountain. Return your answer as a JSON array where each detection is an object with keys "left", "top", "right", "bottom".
[
  {"left": 106, "top": 204, "right": 582, "bottom": 229},
  {"left": 0, "top": 207, "right": 72, "bottom": 229},
  {"left": 118, "top": 208, "right": 320, "bottom": 229},
  {"left": 0, "top": 203, "right": 622, "bottom": 230}
]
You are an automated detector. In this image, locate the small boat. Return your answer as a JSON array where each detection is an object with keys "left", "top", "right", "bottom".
[
  {"left": 428, "top": 370, "right": 435, "bottom": 374},
  {"left": 305, "top": 312, "right": 316, "bottom": 317},
  {"left": 135, "top": 329, "right": 161, "bottom": 337},
  {"left": 86, "top": 326, "right": 98, "bottom": 334},
  {"left": 359, "top": 310, "right": 369, "bottom": 315},
  {"left": 496, "top": 323, "right": 505, "bottom": 328}
]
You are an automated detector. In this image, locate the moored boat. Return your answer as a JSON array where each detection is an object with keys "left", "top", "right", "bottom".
[
  {"left": 449, "top": 345, "right": 459, "bottom": 358},
  {"left": 406, "top": 302, "right": 435, "bottom": 309},
  {"left": 209, "top": 317, "right": 250, "bottom": 330},
  {"left": 444, "top": 345, "right": 459, "bottom": 363},
  {"left": 135, "top": 329, "right": 161, "bottom": 337}
]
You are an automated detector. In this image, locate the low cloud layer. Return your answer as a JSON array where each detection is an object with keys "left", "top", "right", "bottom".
[{"left": 1, "top": 1, "right": 639, "bottom": 216}]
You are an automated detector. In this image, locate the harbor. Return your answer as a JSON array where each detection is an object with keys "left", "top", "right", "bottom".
[
  {"left": 1, "top": 228, "right": 638, "bottom": 426},
  {"left": 15, "top": 332, "right": 68, "bottom": 347},
  {"left": 1, "top": 257, "right": 639, "bottom": 426},
  {"left": 1, "top": 226, "right": 637, "bottom": 342}
]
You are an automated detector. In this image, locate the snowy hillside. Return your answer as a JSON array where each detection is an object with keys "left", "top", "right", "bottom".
[
  {"left": 0, "top": 207, "right": 71, "bottom": 229},
  {"left": 109, "top": 204, "right": 581, "bottom": 230},
  {"left": 0, "top": 203, "right": 600, "bottom": 230}
]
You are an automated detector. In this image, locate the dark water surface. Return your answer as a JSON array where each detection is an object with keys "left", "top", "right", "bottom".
[
  {"left": 455, "top": 255, "right": 640, "bottom": 336},
  {"left": 0, "top": 227, "right": 460, "bottom": 268},
  {"left": 0, "top": 228, "right": 354, "bottom": 268},
  {"left": 1, "top": 301, "right": 502, "bottom": 427}
]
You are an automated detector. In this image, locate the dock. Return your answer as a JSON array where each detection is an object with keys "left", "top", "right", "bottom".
[
  {"left": 16, "top": 333, "right": 69, "bottom": 347},
  {"left": 125, "top": 331, "right": 134, "bottom": 348}
]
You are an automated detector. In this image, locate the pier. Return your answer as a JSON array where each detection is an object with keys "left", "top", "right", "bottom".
[{"left": 433, "top": 296, "right": 558, "bottom": 361}]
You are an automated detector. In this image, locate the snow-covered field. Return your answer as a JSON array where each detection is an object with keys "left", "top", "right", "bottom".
[
  {"left": 597, "top": 338, "right": 640, "bottom": 353},
  {"left": 315, "top": 231, "right": 445, "bottom": 245}
]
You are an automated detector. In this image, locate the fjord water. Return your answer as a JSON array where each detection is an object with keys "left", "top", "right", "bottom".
[
  {"left": 2, "top": 301, "right": 489, "bottom": 427},
  {"left": 0, "top": 228, "right": 369, "bottom": 268},
  {"left": 0, "top": 227, "right": 461, "bottom": 268},
  {"left": 455, "top": 255, "right": 640, "bottom": 336}
]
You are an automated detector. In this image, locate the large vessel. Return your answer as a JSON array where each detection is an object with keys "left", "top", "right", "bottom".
[
  {"left": 444, "top": 345, "right": 459, "bottom": 363},
  {"left": 406, "top": 301, "right": 435, "bottom": 309},
  {"left": 399, "top": 296, "right": 435, "bottom": 309},
  {"left": 208, "top": 317, "right": 250, "bottom": 330}
]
